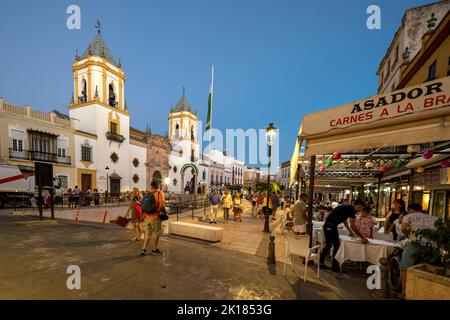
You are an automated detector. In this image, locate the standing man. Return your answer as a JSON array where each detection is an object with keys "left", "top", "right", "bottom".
[
  {"left": 319, "top": 199, "right": 365, "bottom": 272},
  {"left": 141, "top": 180, "right": 165, "bottom": 256},
  {"left": 209, "top": 189, "right": 220, "bottom": 224},
  {"left": 399, "top": 203, "right": 437, "bottom": 298},
  {"left": 293, "top": 193, "right": 308, "bottom": 235}
]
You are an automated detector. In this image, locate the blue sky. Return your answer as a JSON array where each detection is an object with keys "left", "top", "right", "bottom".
[{"left": 0, "top": 0, "right": 436, "bottom": 166}]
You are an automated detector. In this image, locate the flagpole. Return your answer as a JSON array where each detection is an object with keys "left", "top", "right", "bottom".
[{"left": 208, "top": 65, "right": 214, "bottom": 194}]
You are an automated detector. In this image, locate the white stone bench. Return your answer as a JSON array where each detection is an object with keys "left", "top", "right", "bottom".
[{"left": 169, "top": 221, "right": 223, "bottom": 242}]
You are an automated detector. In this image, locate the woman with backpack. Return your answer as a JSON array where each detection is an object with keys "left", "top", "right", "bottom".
[{"left": 125, "top": 187, "right": 144, "bottom": 241}]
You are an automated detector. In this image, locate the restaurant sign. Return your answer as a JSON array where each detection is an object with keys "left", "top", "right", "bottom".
[{"left": 301, "top": 76, "right": 450, "bottom": 136}]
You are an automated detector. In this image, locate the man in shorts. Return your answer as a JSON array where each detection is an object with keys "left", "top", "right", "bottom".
[{"left": 141, "top": 180, "right": 165, "bottom": 256}]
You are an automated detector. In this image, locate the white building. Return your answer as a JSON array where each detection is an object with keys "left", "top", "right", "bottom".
[{"left": 69, "top": 31, "right": 147, "bottom": 193}]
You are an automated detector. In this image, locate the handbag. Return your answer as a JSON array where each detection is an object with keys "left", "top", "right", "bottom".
[
  {"left": 159, "top": 206, "right": 169, "bottom": 221},
  {"left": 116, "top": 215, "right": 130, "bottom": 227}
]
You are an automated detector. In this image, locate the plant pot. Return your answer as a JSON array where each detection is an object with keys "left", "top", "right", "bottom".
[{"left": 406, "top": 263, "right": 450, "bottom": 300}]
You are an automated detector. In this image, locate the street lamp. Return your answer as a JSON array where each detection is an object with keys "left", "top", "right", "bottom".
[
  {"left": 263, "top": 122, "right": 276, "bottom": 233},
  {"left": 105, "top": 166, "right": 110, "bottom": 203}
]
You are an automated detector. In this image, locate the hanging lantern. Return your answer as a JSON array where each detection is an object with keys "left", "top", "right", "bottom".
[
  {"left": 365, "top": 161, "right": 375, "bottom": 169},
  {"left": 332, "top": 152, "right": 342, "bottom": 160},
  {"left": 422, "top": 150, "right": 433, "bottom": 160},
  {"left": 416, "top": 167, "right": 425, "bottom": 173},
  {"left": 325, "top": 158, "right": 333, "bottom": 167},
  {"left": 319, "top": 165, "right": 325, "bottom": 172},
  {"left": 380, "top": 165, "right": 389, "bottom": 173},
  {"left": 441, "top": 160, "right": 449, "bottom": 168},
  {"left": 395, "top": 159, "right": 404, "bottom": 169}
]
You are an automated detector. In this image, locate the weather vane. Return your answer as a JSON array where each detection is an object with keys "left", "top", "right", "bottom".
[{"left": 95, "top": 20, "right": 102, "bottom": 33}]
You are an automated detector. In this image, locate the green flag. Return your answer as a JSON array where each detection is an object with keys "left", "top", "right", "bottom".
[{"left": 206, "top": 65, "right": 214, "bottom": 131}]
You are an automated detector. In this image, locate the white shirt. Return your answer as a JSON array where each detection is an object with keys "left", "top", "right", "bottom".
[{"left": 402, "top": 212, "right": 437, "bottom": 242}]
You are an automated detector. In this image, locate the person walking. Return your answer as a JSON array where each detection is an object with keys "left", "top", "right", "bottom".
[
  {"left": 221, "top": 189, "right": 232, "bottom": 224},
  {"left": 233, "top": 192, "right": 243, "bottom": 222},
  {"left": 319, "top": 199, "right": 365, "bottom": 272},
  {"left": 141, "top": 181, "right": 165, "bottom": 256},
  {"left": 73, "top": 186, "right": 80, "bottom": 207},
  {"left": 209, "top": 189, "right": 220, "bottom": 224},
  {"left": 293, "top": 193, "right": 308, "bottom": 235},
  {"left": 251, "top": 193, "right": 257, "bottom": 218},
  {"left": 125, "top": 187, "right": 144, "bottom": 242}
]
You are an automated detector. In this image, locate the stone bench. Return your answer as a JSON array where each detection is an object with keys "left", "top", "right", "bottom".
[{"left": 169, "top": 221, "right": 223, "bottom": 242}]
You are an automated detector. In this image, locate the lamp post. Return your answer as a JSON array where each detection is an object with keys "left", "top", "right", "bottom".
[
  {"left": 263, "top": 122, "right": 276, "bottom": 233},
  {"left": 105, "top": 166, "right": 109, "bottom": 203}
]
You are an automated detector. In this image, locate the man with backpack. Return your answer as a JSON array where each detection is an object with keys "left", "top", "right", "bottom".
[{"left": 141, "top": 180, "right": 165, "bottom": 256}]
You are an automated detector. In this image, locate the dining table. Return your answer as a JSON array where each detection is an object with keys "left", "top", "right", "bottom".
[{"left": 334, "top": 235, "right": 401, "bottom": 267}]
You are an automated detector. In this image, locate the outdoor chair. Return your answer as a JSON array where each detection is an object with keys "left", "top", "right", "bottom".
[{"left": 283, "top": 234, "right": 320, "bottom": 282}]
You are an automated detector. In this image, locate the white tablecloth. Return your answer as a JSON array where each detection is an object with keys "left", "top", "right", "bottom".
[{"left": 335, "top": 235, "right": 401, "bottom": 266}]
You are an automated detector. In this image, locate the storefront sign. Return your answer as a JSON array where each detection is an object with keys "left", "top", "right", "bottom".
[{"left": 301, "top": 76, "right": 450, "bottom": 136}]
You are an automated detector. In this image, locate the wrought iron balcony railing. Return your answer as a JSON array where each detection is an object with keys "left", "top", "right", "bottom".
[
  {"left": 106, "top": 131, "right": 126, "bottom": 143},
  {"left": 9, "top": 148, "right": 71, "bottom": 165}
]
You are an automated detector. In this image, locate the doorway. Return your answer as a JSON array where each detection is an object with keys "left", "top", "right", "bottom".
[
  {"left": 110, "top": 178, "right": 120, "bottom": 195},
  {"left": 81, "top": 174, "right": 92, "bottom": 192}
]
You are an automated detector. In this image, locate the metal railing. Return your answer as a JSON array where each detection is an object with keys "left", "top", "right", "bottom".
[{"left": 8, "top": 148, "right": 71, "bottom": 164}]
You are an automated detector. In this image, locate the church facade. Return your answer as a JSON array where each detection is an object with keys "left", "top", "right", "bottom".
[{"left": 69, "top": 31, "right": 147, "bottom": 193}]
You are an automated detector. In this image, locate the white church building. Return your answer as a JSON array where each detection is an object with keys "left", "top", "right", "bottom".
[{"left": 69, "top": 31, "right": 147, "bottom": 193}]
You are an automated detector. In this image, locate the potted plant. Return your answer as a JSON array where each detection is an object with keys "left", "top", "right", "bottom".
[{"left": 406, "top": 219, "right": 450, "bottom": 300}]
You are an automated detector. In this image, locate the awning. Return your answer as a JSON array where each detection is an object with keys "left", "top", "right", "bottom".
[{"left": 299, "top": 76, "right": 450, "bottom": 157}]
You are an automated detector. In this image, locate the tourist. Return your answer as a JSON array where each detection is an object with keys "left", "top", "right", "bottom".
[
  {"left": 233, "top": 192, "right": 243, "bottom": 222},
  {"left": 384, "top": 199, "right": 406, "bottom": 240},
  {"left": 209, "top": 189, "right": 220, "bottom": 224},
  {"left": 141, "top": 181, "right": 165, "bottom": 256},
  {"left": 251, "top": 193, "right": 257, "bottom": 218},
  {"left": 352, "top": 205, "right": 375, "bottom": 243},
  {"left": 257, "top": 193, "right": 264, "bottom": 218},
  {"left": 31, "top": 195, "right": 38, "bottom": 211},
  {"left": 126, "top": 187, "right": 144, "bottom": 242},
  {"left": 67, "top": 188, "right": 73, "bottom": 208},
  {"left": 319, "top": 199, "right": 365, "bottom": 272},
  {"left": 221, "top": 189, "right": 232, "bottom": 224},
  {"left": 73, "top": 186, "right": 80, "bottom": 207},
  {"left": 93, "top": 188, "right": 100, "bottom": 206},
  {"left": 293, "top": 193, "right": 308, "bottom": 235},
  {"left": 399, "top": 203, "right": 438, "bottom": 298}
]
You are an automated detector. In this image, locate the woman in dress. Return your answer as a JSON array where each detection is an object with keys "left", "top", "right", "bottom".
[
  {"left": 126, "top": 187, "right": 144, "bottom": 241},
  {"left": 233, "top": 192, "right": 243, "bottom": 222}
]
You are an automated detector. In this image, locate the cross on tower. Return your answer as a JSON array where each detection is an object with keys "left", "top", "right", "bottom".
[{"left": 95, "top": 20, "right": 102, "bottom": 33}]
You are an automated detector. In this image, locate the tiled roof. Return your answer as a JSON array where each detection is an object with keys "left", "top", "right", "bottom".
[
  {"left": 170, "top": 92, "right": 196, "bottom": 115},
  {"left": 81, "top": 32, "right": 119, "bottom": 67}
]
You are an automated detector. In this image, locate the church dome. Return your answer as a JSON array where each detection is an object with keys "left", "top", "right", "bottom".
[
  {"left": 80, "top": 32, "right": 119, "bottom": 67},
  {"left": 170, "top": 89, "right": 196, "bottom": 115}
]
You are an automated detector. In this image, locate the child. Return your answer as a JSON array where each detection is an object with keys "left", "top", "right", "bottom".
[{"left": 353, "top": 205, "right": 375, "bottom": 240}]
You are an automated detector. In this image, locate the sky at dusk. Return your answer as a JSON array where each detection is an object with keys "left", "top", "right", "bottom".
[{"left": 0, "top": 0, "right": 436, "bottom": 168}]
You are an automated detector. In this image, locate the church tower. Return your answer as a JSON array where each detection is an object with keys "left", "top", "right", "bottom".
[
  {"left": 167, "top": 89, "right": 201, "bottom": 193},
  {"left": 69, "top": 28, "right": 132, "bottom": 194}
]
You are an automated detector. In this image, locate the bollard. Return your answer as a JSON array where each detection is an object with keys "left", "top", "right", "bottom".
[
  {"left": 267, "top": 235, "right": 276, "bottom": 265},
  {"left": 102, "top": 210, "right": 108, "bottom": 224},
  {"left": 73, "top": 205, "right": 80, "bottom": 223},
  {"left": 379, "top": 257, "right": 390, "bottom": 298}
]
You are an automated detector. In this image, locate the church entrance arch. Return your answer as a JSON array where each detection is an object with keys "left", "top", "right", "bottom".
[{"left": 180, "top": 164, "right": 198, "bottom": 194}]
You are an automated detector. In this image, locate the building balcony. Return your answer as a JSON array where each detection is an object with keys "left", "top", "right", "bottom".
[
  {"left": 106, "top": 131, "right": 126, "bottom": 143},
  {"left": 9, "top": 148, "right": 71, "bottom": 165}
]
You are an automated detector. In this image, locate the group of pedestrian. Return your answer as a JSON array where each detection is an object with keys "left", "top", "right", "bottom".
[
  {"left": 124, "top": 180, "right": 166, "bottom": 256},
  {"left": 206, "top": 188, "right": 243, "bottom": 223}
]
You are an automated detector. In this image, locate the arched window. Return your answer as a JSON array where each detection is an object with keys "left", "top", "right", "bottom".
[
  {"left": 80, "top": 79, "right": 87, "bottom": 103},
  {"left": 191, "top": 125, "right": 195, "bottom": 141},
  {"left": 202, "top": 170, "right": 206, "bottom": 180},
  {"left": 109, "top": 83, "right": 117, "bottom": 107},
  {"left": 175, "top": 123, "right": 180, "bottom": 139},
  {"left": 220, "top": 176, "right": 223, "bottom": 185}
]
